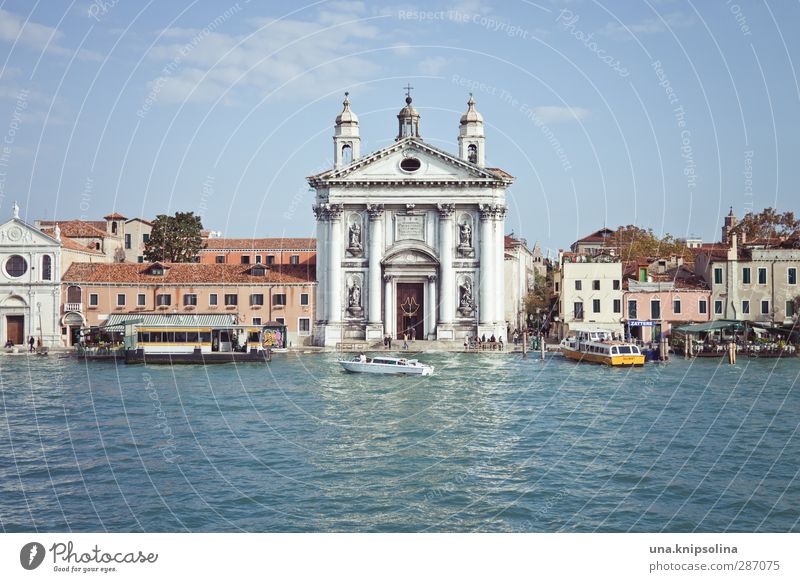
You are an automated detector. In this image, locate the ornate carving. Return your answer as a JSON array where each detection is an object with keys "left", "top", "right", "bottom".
[
  {"left": 457, "top": 213, "right": 475, "bottom": 258},
  {"left": 478, "top": 203, "right": 506, "bottom": 221},
  {"left": 366, "top": 203, "right": 384, "bottom": 220},
  {"left": 328, "top": 203, "right": 344, "bottom": 220},
  {"left": 312, "top": 202, "right": 344, "bottom": 221},
  {"left": 383, "top": 274, "right": 393, "bottom": 283},
  {"left": 427, "top": 274, "right": 437, "bottom": 283},
  {"left": 437, "top": 203, "right": 455, "bottom": 218},
  {"left": 347, "top": 275, "right": 363, "bottom": 316},
  {"left": 347, "top": 213, "right": 363, "bottom": 256}
]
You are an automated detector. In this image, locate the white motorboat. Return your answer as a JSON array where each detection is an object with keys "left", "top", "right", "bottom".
[{"left": 338, "top": 355, "right": 434, "bottom": 376}]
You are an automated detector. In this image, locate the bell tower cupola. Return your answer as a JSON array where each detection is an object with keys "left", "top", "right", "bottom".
[
  {"left": 458, "top": 93, "right": 485, "bottom": 166},
  {"left": 334, "top": 92, "right": 360, "bottom": 168},
  {"left": 396, "top": 84, "right": 421, "bottom": 140}
]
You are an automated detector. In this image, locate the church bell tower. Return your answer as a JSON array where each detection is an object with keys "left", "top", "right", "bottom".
[
  {"left": 334, "top": 92, "right": 360, "bottom": 168},
  {"left": 458, "top": 94, "right": 485, "bottom": 166}
]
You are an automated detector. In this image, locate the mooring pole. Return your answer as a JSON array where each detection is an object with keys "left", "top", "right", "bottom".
[
  {"left": 522, "top": 330, "right": 528, "bottom": 358},
  {"left": 540, "top": 334, "right": 546, "bottom": 361}
]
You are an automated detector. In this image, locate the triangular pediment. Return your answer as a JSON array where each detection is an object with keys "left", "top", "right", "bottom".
[
  {"left": 0, "top": 218, "right": 60, "bottom": 247},
  {"left": 308, "top": 138, "right": 512, "bottom": 186}
]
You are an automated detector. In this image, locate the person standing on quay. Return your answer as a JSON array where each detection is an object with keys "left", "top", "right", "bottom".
[
  {"left": 28, "top": 336, "right": 35, "bottom": 353},
  {"left": 403, "top": 332, "right": 409, "bottom": 350}
]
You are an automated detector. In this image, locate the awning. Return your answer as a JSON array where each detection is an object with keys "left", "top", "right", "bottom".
[
  {"left": 104, "top": 313, "right": 237, "bottom": 328},
  {"left": 567, "top": 323, "right": 623, "bottom": 332},
  {"left": 673, "top": 320, "right": 743, "bottom": 333}
]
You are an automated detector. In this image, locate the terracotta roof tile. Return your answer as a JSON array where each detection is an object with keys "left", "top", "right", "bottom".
[
  {"left": 63, "top": 262, "right": 316, "bottom": 284},
  {"left": 200, "top": 237, "right": 316, "bottom": 251},
  {"left": 103, "top": 212, "right": 126, "bottom": 219},
  {"left": 40, "top": 228, "right": 105, "bottom": 254},
  {"left": 38, "top": 220, "right": 109, "bottom": 238}
]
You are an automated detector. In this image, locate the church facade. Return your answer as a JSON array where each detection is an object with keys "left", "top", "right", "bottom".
[{"left": 310, "top": 91, "right": 513, "bottom": 346}]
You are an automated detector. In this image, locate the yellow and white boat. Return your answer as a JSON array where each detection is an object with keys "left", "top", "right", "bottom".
[{"left": 560, "top": 330, "right": 645, "bottom": 367}]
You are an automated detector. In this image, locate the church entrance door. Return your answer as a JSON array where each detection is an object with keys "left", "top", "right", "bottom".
[{"left": 396, "top": 283, "right": 424, "bottom": 340}]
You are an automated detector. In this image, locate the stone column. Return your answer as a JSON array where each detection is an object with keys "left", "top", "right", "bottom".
[
  {"left": 384, "top": 274, "right": 393, "bottom": 338},
  {"left": 479, "top": 204, "right": 495, "bottom": 326},
  {"left": 495, "top": 205, "right": 506, "bottom": 327},
  {"left": 313, "top": 204, "right": 328, "bottom": 323},
  {"left": 367, "top": 204, "right": 384, "bottom": 324},
  {"left": 327, "top": 204, "right": 344, "bottom": 325},
  {"left": 437, "top": 203, "right": 455, "bottom": 328},
  {"left": 427, "top": 274, "right": 437, "bottom": 339}
]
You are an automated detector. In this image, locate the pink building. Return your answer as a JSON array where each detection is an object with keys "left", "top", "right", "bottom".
[{"left": 623, "top": 262, "right": 711, "bottom": 342}]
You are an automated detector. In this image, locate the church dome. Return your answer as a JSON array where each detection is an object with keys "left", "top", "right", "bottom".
[
  {"left": 396, "top": 89, "right": 421, "bottom": 139},
  {"left": 398, "top": 95, "right": 420, "bottom": 120},
  {"left": 460, "top": 94, "right": 483, "bottom": 125},
  {"left": 335, "top": 92, "right": 358, "bottom": 125}
]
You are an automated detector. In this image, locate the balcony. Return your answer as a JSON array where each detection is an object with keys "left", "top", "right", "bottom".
[{"left": 65, "top": 303, "right": 82, "bottom": 312}]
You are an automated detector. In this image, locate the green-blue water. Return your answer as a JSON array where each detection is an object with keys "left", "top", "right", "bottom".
[{"left": 0, "top": 352, "right": 798, "bottom": 532}]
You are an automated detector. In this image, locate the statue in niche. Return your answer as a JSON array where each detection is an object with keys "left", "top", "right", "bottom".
[
  {"left": 347, "top": 219, "right": 363, "bottom": 256},
  {"left": 347, "top": 279, "right": 363, "bottom": 316},
  {"left": 457, "top": 217, "right": 475, "bottom": 257},
  {"left": 458, "top": 278, "right": 475, "bottom": 316}
]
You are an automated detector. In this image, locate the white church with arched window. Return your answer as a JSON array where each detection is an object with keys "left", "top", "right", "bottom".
[
  {"left": 0, "top": 203, "right": 62, "bottom": 348},
  {"left": 310, "top": 91, "right": 514, "bottom": 346}
]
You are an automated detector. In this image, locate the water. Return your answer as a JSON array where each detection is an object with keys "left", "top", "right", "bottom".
[{"left": 0, "top": 352, "right": 798, "bottom": 532}]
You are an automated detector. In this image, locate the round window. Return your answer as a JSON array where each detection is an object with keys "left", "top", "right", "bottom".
[
  {"left": 6, "top": 255, "right": 28, "bottom": 278},
  {"left": 400, "top": 157, "right": 421, "bottom": 172}
]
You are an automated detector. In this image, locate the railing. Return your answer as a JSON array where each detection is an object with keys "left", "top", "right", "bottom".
[{"left": 65, "top": 303, "right": 82, "bottom": 312}]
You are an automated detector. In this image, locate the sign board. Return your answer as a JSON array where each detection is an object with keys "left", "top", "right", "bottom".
[
  {"left": 396, "top": 215, "right": 424, "bottom": 241},
  {"left": 628, "top": 320, "right": 655, "bottom": 327}
]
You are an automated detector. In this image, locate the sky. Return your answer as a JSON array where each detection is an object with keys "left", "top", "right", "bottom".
[{"left": 0, "top": 0, "right": 798, "bottom": 255}]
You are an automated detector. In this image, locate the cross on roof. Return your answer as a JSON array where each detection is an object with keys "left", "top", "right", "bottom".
[{"left": 404, "top": 83, "right": 414, "bottom": 98}]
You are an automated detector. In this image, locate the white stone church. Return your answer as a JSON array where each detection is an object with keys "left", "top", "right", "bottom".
[{"left": 310, "top": 91, "right": 514, "bottom": 346}]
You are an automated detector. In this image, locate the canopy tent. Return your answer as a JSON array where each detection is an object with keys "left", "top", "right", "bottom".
[{"left": 672, "top": 320, "right": 744, "bottom": 334}]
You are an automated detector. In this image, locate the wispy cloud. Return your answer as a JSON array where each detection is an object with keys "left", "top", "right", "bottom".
[
  {"left": 532, "top": 106, "right": 589, "bottom": 123},
  {"left": 418, "top": 56, "right": 450, "bottom": 75},
  {"left": 0, "top": 8, "right": 103, "bottom": 61},
  {"left": 144, "top": 4, "right": 387, "bottom": 105},
  {"left": 601, "top": 12, "right": 695, "bottom": 40}
]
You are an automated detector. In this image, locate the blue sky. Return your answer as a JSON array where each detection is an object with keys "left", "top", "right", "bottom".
[{"left": 1, "top": 0, "right": 798, "bottom": 254}]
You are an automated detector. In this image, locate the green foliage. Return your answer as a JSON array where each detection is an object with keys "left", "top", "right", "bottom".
[
  {"left": 525, "top": 272, "right": 553, "bottom": 318},
  {"left": 611, "top": 225, "right": 687, "bottom": 261},
  {"left": 730, "top": 207, "right": 800, "bottom": 241},
  {"left": 143, "top": 212, "right": 205, "bottom": 263}
]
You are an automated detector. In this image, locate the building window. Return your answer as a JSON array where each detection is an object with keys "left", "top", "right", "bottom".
[
  {"left": 789, "top": 267, "right": 797, "bottom": 285},
  {"left": 555, "top": 282, "right": 560, "bottom": 293},
  {"left": 300, "top": 293, "right": 309, "bottom": 306},
  {"left": 157, "top": 294, "right": 171, "bottom": 306},
  {"left": 5, "top": 255, "right": 27, "bottom": 278},
  {"left": 758, "top": 267, "right": 767, "bottom": 285},
  {"left": 290, "top": 255, "right": 300, "bottom": 265},
  {"left": 787, "top": 300, "right": 796, "bottom": 318},
  {"left": 573, "top": 302, "right": 584, "bottom": 320},
  {"left": 137, "top": 256, "right": 144, "bottom": 263},
  {"left": 125, "top": 234, "right": 132, "bottom": 249},
  {"left": 137, "top": 293, "right": 146, "bottom": 306},
  {"left": 216, "top": 255, "right": 225, "bottom": 264},
  {"left": 613, "top": 299, "right": 621, "bottom": 313},
  {"left": 183, "top": 294, "right": 197, "bottom": 306},
  {"left": 111, "top": 222, "right": 118, "bottom": 234},
  {"left": 742, "top": 300, "right": 750, "bottom": 315},
  {"left": 117, "top": 294, "right": 126, "bottom": 306},
  {"left": 266, "top": 255, "right": 275, "bottom": 265},
  {"left": 592, "top": 280, "right": 600, "bottom": 291},
  {"left": 673, "top": 299, "right": 681, "bottom": 314},
  {"left": 224, "top": 294, "right": 238, "bottom": 306},
  {"left": 651, "top": 300, "right": 661, "bottom": 320},
  {"left": 42, "top": 255, "right": 52, "bottom": 281},
  {"left": 67, "top": 286, "right": 82, "bottom": 303},
  {"left": 241, "top": 256, "right": 250, "bottom": 264},
  {"left": 761, "top": 300, "right": 769, "bottom": 315},
  {"left": 467, "top": 144, "right": 477, "bottom": 164},
  {"left": 250, "top": 294, "right": 264, "bottom": 306},
  {"left": 253, "top": 317, "right": 262, "bottom": 325},
  {"left": 209, "top": 293, "right": 218, "bottom": 306},
  {"left": 713, "top": 268, "right": 723, "bottom": 285},
  {"left": 714, "top": 300, "right": 723, "bottom": 314},
  {"left": 699, "top": 299, "right": 707, "bottom": 314},
  {"left": 628, "top": 300, "right": 637, "bottom": 319},
  {"left": 575, "top": 280, "right": 582, "bottom": 291},
  {"left": 273, "top": 293, "right": 287, "bottom": 306},
  {"left": 299, "top": 317, "right": 311, "bottom": 334},
  {"left": 742, "top": 267, "right": 751, "bottom": 284},
  {"left": 143, "top": 233, "right": 150, "bottom": 243},
  {"left": 613, "top": 279, "right": 620, "bottom": 290},
  {"left": 255, "top": 255, "right": 262, "bottom": 264},
  {"left": 592, "top": 299, "right": 601, "bottom": 313},
  {"left": 275, "top": 317, "right": 285, "bottom": 325},
  {"left": 89, "top": 293, "right": 99, "bottom": 306}
]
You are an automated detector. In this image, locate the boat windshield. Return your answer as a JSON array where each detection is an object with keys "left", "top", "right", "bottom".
[{"left": 617, "top": 346, "right": 632, "bottom": 354}]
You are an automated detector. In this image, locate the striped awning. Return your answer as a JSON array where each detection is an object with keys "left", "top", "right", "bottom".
[{"left": 104, "top": 313, "right": 238, "bottom": 328}]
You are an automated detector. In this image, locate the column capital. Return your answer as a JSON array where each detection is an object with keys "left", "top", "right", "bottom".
[
  {"left": 437, "top": 203, "right": 455, "bottom": 218},
  {"left": 366, "top": 203, "right": 384, "bottom": 220},
  {"left": 383, "top": 274, "right": 393, "bottom": 283},
  {"left": 427, "top": 274, "right": 437, "bottom": 282},
  {"left": 313, "top": 202, "right": 345, "bottom": 221},
  {"left": 479, "top": 203, "right": 506, "bottom": 220}
]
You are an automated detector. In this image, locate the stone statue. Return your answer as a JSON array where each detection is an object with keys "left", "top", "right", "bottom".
[
  {"left": 459, "top": 279, "right": 474, "bottom": 315},
  {"left": 459, "top": 221, "right": 472, "bottom": 247},
  {"left": 348, "top": 221, "right": 362, "bottom": 250},
  {"left": 349, "top": 281, "right": 361, "bottom": 307}
]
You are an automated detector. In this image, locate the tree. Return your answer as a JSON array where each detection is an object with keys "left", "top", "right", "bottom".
[
  {"left": 730, "top": 208, "right": 800, "bottom": 241},
  {"left": 525, "top": 271, "right": 555, "bottom": 331},
  {"left": 144, "top": 212, "right": 205, "bottom": 262},
  {"left": 610, "top": 225, "right": 687, "bottom": 261}
]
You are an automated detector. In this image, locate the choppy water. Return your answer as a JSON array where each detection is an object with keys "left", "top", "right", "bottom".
[{"left": 0, "top": 352, "right": 798, "bottom": 532}]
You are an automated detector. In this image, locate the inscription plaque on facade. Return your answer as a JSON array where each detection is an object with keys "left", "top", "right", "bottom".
[{"left": 396, "top": 215, "right": 424, "bottom": 241}]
